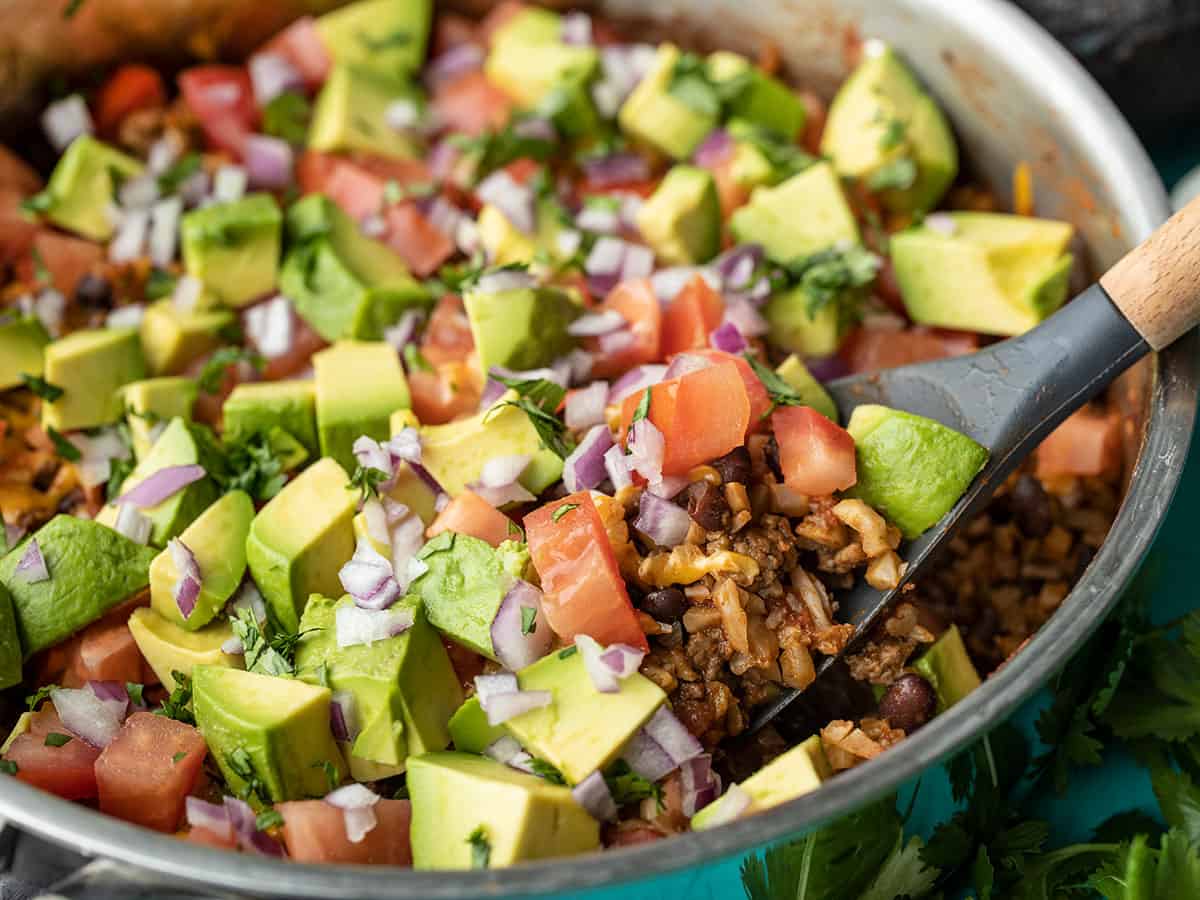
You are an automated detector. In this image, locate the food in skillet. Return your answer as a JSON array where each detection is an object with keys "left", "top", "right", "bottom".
[{"left": 0, "top": 0, "right": 1121, "bottom": 869}]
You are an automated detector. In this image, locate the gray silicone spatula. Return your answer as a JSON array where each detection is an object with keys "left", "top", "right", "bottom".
[{"left": 750, "top": 194, "right": 1200, "bottom": 731}]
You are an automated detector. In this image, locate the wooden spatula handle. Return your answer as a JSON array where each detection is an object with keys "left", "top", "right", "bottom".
[{"left": 1101, "top": 193, "right": 1200, "bottom": 350}]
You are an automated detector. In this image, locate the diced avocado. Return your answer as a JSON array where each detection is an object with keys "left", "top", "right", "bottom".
[
  {"left": 222, "top": 381, "right": 318, "bottom": 458},
  {"left": 537, "top": 70, "right": 600, "bottom": 139},
  {"left": 619, "top": 44, "right": 718, "bottom": 160},
  {"left": 730, "top": 162, "right": 860, "bottom": 262},
  {"left": 485, "top": 8, "right": 599, "bottom": 108},
  {"left": 245, "top": 457, "right": 357, "bottom": 633},
  {"left": 122, "top": 377, "right": 198, "bottom": 459},
  {"left": 462, "top": 285, "right": 578, "bottom": 375},
  {"left": 0, "top": 584, "right": 22, "bottom": 689},
  {"left": 95, "top": 418, "right": 219, "bottom": 547},
  {"left": 280, "top": 195, "right": 429, "bottom": 341},
  {"left": 309, "top": 65, "right": 422, "bottom": 161},
  {"left": 776, "top": 355, "right": 838, "bottom": 422},
  {"left": 40, "top": 327, "right": 145, "bottom": 432},
  {"left": 149, "top": 490, "right": 253, "bottom": 631},
  {"left": 181, "top": 194, "right": 282, "bottom": 308},
  {"left": 407, "top": 751, "right": 600, "bottom": 869},
  {"left": 420, "top": 392, "right": 563, "bottom": 497},
  {"left": 765, "top": 289, "right": 844, "bottom": 358},
  {"left": 192, "top": 664, "right": 343, "bottom": 806},
  {"left": 635, "top": 165, "right": 721, "bottom": 265},
  {"left": 408, "top": 533, "right": 531, "bottom": 660},
  {"left": 820, "top": 43, "right": 958, "bottom": 214},
  {"left": 315, "top": 0, "right": 431, "bottom": 78},
  {"left": 40, "top": 136, "right": 144, "bottom": 241},
  {"left": 384, "top": 463, "right": 439, "bottom": 526},
  {"left": 890, "top": 212, "right": 1075, "bottom": 336},
  {"left": 296, "top": 594, "right": 463, "bottom": 770},
  {"left": 847, "top": 404, "right": 989, "bottom": 539},
  {"left": 503, "top": 647, "right": 665, "bottom": 784},
  {"left": 1, "top": 712, "right": 32, "bottom": 755},
  {"left": 728, "top": 140, "right": 776, "bottom": 191},
  {"left": 913, "top": 625, "right": 981, "bottom": 711},
  {"left": 138, "top": 300, "right": 235, "bottom": 376},
  {"left": 707, "top": 51, "right": 806, "bottom": 140},
  {"left": 313, "top": 341, "right": 410, "bottom": 472},
  {"left": 447, "top": 697, "right": 505, "bottom": 754},
  {"left": 127, "top": 606, "right": 240, "bottom": 692},
  {"left": 691, "top": 735, "right": 830, "bottom": 830},
  {"left": 0, "top": 316, "right": 50, "bottom": 390},
  {"left": 0, "top": 515, "right": 156, "bottom": 656},
  {"left": 476, "top": 196, "right": 573, "bottom": 268}
]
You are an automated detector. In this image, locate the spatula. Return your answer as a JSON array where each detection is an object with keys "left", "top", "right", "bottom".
[{"left": 750, "top": 194, "right": 1200, "bottom": 732}]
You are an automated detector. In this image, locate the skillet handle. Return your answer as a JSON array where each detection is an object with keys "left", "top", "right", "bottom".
[{"left": 1101, "top": 191, "right": 1200, "bottom": 349}]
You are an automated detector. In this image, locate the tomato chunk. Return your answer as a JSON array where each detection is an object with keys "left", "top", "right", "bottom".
[
  {"left": 1036, "top": 408, "right": 1122, "bottom": 479},
  {"left": 94, "top": 713, "right": 208, "bottom": 832},
  {"left": 384, "top": 203, "right": 455, "bottom": 277},
  {"left": 16, "top": 231, "right": 102, "bottom": 298},
  {"left": 686, "top": 349, "right": 772, "bottom": 431},
  {"left": 260, "top": 17, "right": 331, "bottom": 90},
  {"left": 0, "top": 190, "right": 37, "bottom": 265},
  {"left": 431, "top": 72, "right": 514, "bottom": 137},
  {"left": 0, "top": 145, "right": 42, "bottom": 195},
  {"left": 408, "top": 362, "right": 481, "bottom": 425},
  {"left": 661, "top": 275, "right": 725, "bottom": 357},
  {"left": 588, "top": 279, "right": 663, "bottom": 378},
  {"left": 841, "top": 326, "right": 978, "bottom": 374},
  {"left": 524, "top": 492, "right": 647, "bottom": 651},
  {"left": 427, "top": 490, "right": 515, "bottom": 548},
  {"left": 249, "top": 305, "right": 328, "bottom": 381},
  {"left": 4, "top": 706, "right": 101, "bottom": 800},
  {"left": 772, "top": 406, "right": 857, "bottom": 496},
  {"left": 178, "top": 66, "right": 259, "bottom": 157},
  {"left": 420, "top": 294, "right": 475, "bottom": 366},
  {"left": 61, "top": 618, "right": 146, "bottom": 688},
  {"left": 93, "top": 65, "right": 167, "bottom": 137},
  {"left": 279, "top": 798, "right": 413, "bottom": 865}
]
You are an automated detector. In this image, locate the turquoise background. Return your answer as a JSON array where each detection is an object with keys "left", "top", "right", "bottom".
[{"left": 567, "top": 146, "right": 1200, "bottom": 900}]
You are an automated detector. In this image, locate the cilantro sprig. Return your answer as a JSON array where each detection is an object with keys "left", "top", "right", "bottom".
[
  {"left": 742, "top": 353, "right": 812, "bottom": 419},
  {"left": 198, "top": 347, "right": 265, "bottom": 395},
  {"left": 771, "top": 244, "right": 880, "bottom": 323},
  {"left": 20, "top": 373, "right": 64, "bottom": 402},
  {"left": 490, "top": 375, "right": 575, "bottom": 460},
  {"left": 231, "top": 605, "right": 309, "bottom": 678},
  {"left": 467, "top": 825, "right": 491, "bottom": 869},
  {"left": 155, "top": 671, "right": 195, "bottom": 725}
]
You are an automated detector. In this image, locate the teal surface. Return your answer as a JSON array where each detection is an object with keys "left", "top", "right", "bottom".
[{"left": 566, "top": 151, "right": 1198, "bottom": 900}]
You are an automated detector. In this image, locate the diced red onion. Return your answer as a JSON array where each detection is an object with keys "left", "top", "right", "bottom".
[
  {"left": 169, "top": 538, "right": 202, "bottom": 619},
  {"left": 386, "top": 99, "right": 420, "bottom": 132},
  {"left": 425, "top": 197, "right": 465, "bottom": 240},
  {"left": 693, "top": 129, "right": 734, "bottom": 169},
  {"left": 86, "top": 680, "right": 131, "bottom": 720},
  {"left": 695, "top": 782, "right": 751, "bottom": 825},
  {"left": 482, "top": 689, "right": 552, "bottom": 726},
  {"left": 469, "top": 481, "right": 536, "bottom": 508},
  {"left": 14, "top": 539, "right": 49, "bottom": 584},
  {"left": 212, "top": 166, "right": 247, "bottom": 203},
  {"left": 555, "top": 229, "right": 583, "bottom": 261},
  {"left": 576, "top": 204, "right": 620, "bottom": 235},
  {"left": 335, "top": 603, "right": 414, "bottom": 647},
  {"left": 325, "top": 783, "right": 381, "bottom": 843},
  {"left": 634, "top": 491, "right": 691, "bottom": 547},
  {"left": 484, "top": 735, "right": 524, "bottom": 765},
  {"left": 384, "top": 499, "right": 427, "bottom": 589},
  {"left": 186, "top": 797, "right": 235, "bottom": 841},
  {"left": 106, "top": 305, "right": 145, "bottom": 329},
  {"left": 618, "top": 194, "right": 644, "bottom": 231},
  {"left": 805, "top": 355, "right": 850, "bottom": 383},
  {"left": 113, "top": 503, "right": 152, "bottom": 545},
  {"left": 584, "top": 236, "right": 626, "bottom": 294},
  {"left": 593, "top": 44, "right": 657, "bottom": 118},
  {"left": 202, "top": 81, "right": 242, "bottom": 108},
  {"left": 474, "top": 673, "right": 518, "bottom": 705},
  {"left": 29, "top": 289, "right": 65, "bottom": 337},
  {"left": 244, "top": 135, "right": 294, "bottom": 190},
  {"left": 714, "top": 244, "right": 764, "bottom": 290},
  {"left": 42, "top": 95, "right": 92, "bottom": 152},
  {"left": 480, "top": 455, "right": 531, "bottom": 488},
  {"left": 924, "top": 212, "right": 958, "bottom": 236},
  {"left": 70, "top": 429, "right": 130, "bottom": 488},
  {"left": 428, "top": 138, "right": 462, "bottom": 182},
  {"left": 621, "top": 729, "right": 677, "bottom": 783},
  {"left": 221, "top": 635, "right": 245, "bottom": 656},
  {"left": 329, "top": 691, "right": 359, "bottom": 743},
  {"left": 225, "top": 797, "right": 285, "bottom": 856},
  {"left": 490, "top": 579, "right": 553, "bottom": 671},
  {"left": 244, "top": 295, "right": 294, "bottom": 359},
  {"left": 118, "top": 174, "right": 161, "bottom": 210},
  {"left": 513, "top": 117, "right": 556, "bottom": 142},
  {"left": 560, "top": 10, "right": 593, "bottom": 45},
  {"left": 148, "top": 196, "right": 182, "bottom": 267},
  {"left": 426, "top": 44, "right": 485, "bottom": 88},
  {"left": 147, "top": 137, "right": 180, "bottom": 176},
  {"left": 385, "top": 428, "right": 423, "bottom": 466},
  {"left": 643, "top": 706, "right": 704, "bottom": 767},
  {"left": 49, "top": 687, "right": 123, "bottom": 748},
  {"left": 568, "top": 309, "right": 626, "bottom": 338},
  {"left": 119, "top": 464, "right": 206, "bottom": 508},
  {"left": 339, "top": 538, "right": 401, "bottom": 611},
  {"left": 352, "top": 435, "right": 394, "bottom": 482},
  {"left": 508, "top": 751, "right": 538, "bottom": 775},
  {"left": 479, "top": 378, "right": 506, "bottom": 411},
  {"left": 723, "top": 299, "right": 769, "bottom": 339},
  {"left": 178, "top": 169, "right": 211, "bottom": 207},
  {"left": 476, "top": 170, "right": 535, "bottom": 235},
  {"left": 4, "top": 523, "right": 26, "bottom": 550},
  {"left": 384, "top": 309, "right": 424, "bottom": 357},
  {"left": 663, "top": 352, "right": 714, "bottom": 381},
  {"left": 562, "top": 424, "right": 613, "bottom": 493},
  {"left": 572, "top": 770, "right": 618, "bottom": 822},
  {"left": 171, "top": 274, "right": 203, "bottom": 314},
  {"left": 596, "top": 327, "right": 635, "bottom": 356},
  {"left": 647, "top": 475, "right": 689, "bottom": 499},
  {"left": 108, "top": 208, "right": 149, "bottom": 263},
  {"left": 680, "top": 754, "right": 722, "bottom": 816},
  {"left": 623, "top": 244, "right": 655, "bottom": 279},
  {"left": 576, "top": 634, "right": 619, "bottom": 694},
  {"left": 650, "top": 267, "right": 717, "bottom": 303},
  {"left": 564, "top": 381, "right": 608, "bottom": 431},
  {"left": 231, "top": 579, "right": 267, "bottom": 624},
  {"left": 359, "top": 213, "right": 386, "bottom": 239},
  {"left": 249, "top": 53, "right": 304, "bottom": 107},
  {"left": 490, "top": 365, "right": 568, "bottom": 389},
  {"left": 627, "top": 417, "right": 665, "bottom": 486},
  {"left": 474, "top": 268, "right": 537, "bottom": 295},
  {"left": 603, "top": 444, "right": 632, "bottom": 491},
  {"left": 583, "top": 153, "right": 649, "bottom": 188},
  {"left": 709, "top": 320, "right": 748, "bottom": 354},
  {"left": 608, "top": 365, "right": 667, "bottom": 405},
  {"left": 598, "top": 643, "right": 645, "bottom": 679}
]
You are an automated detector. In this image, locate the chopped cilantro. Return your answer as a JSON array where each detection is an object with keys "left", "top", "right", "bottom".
[
  {"left": 743, "top": 353, "right": 817, "bottom": 418},
  {"left": 314, "top": 662, "right": 331, "bottom": 689},
  {"left": 213, "top": 431, "right": 292, "bottom": 502},
  {"left": 403, "top": 343, "right": 433, "bottom": 373},
  {"left": 728, "top": 120, "right": 816, "bottom": 181},
  {"left": 172, "top": 751, "right": 188, "bottom": 765},
  {"left": 773, "top": 244, "right": 880, "bottom": 323},
  {"left": 313, "top": 758, "right": 341, "bottom": 792},
  {"left": 46, "top": 426, "right": 81, "bottom": 462},
  {"left": 490, "top": 375, "right": 574, "bottom": 460},
  {"left": 62, "top": 0, "right": 85, "bottom": 19},
  {"left": 125, "top": 683, "right": 146, "bottom": 707},
  {"left": 558, "top": 646, "right": 578, "bottom": 660},
  {"left": 106, "top": 456, "right": 135, "bottom": 502},
  {"left": 25, "top": 685, "right": 56, "bottom": 711},
  {"left": 467, "top": 825, "right": 491, "bottom": 869},
  {"left": 347, "top": 463, "right": 390, "bottom": 505},
  {"left": 630, "top": 388, "right": 652, "bottom": 427},
  {"left": 198, "top": 347, "right": 265, "bottom": 395},
  {"left": 393, "top": 784, "right": 409, "bottom": 800},
  {"left": 507, "top": 519, "right": 524, "bottom": 539},
  {"left": 605, "top": 760, "right": 662, "bottom": 808},
  {"left": 30, "top": 247, "right": 50, "bottom": 285},
  {"left": 19, "top": 373, "right": 64, "bottom": 402},
  {"left": 450, "top": 121, "right": 554, "bottom": 182},
  {"left": 231, "top": 605, "right": 306, "bottom": 678},
  {"left": 262, "top": 92, "right": 311, "bottom": 146},
  {"left": 867, "top": 156, "right": 919, "bottom": 193},
  {"left": 43, "top": 732, "right": 71, "bottom": 747},
  {"left": 357, "top": 27, "right": 411, "bottom": 51},
  {"left": 527, "top": 758, "right": 566, "bottom": 784},
  {"left": 878, "top": 116, "right": 908, "bottom": 152},
  {"left": 666, "top": 52, "right": 722, "bottom": 117},
  {"left": 155, "top": 671, "right": 195, "bottom": 725},
  {"left": 156, "top": 153, "right": 202, "bottom": 195},
  {"left": 256, "top": 809, "right": 284, "bottom": 831},
  {"left": 144, "top": 268, "right": 178, "bottom": 301},
  {"left": 551, "top": 503, "right": 578, "bottom": 523},
  {"left": 19, "top": 192, "right": 54, "bottom": 218},
  {"left": 0, "top": 760, "right": 17, "bottom": 776},
  {"left": 520, "top": 606, "right": 538, "bottom": 635},
  {"left": 228, "top": 747, "right": 271, "bottom": 805}
]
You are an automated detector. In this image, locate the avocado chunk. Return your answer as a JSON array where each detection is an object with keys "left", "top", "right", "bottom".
[
  {"left": 821, "top": 43, "right": 958, "bottom": 214},
  {"left": 0, "top": 515, "right": 156, "bottom": 656},
  {"left": 462, "top": 285, "right": 578, "bottom": 375},
  {"left": 912, "top": 625, "right": 981, "bottom": 711},
  {"left": 730, "top": 162, "right": 861, "bottom": 262},
  {"left": 707, "top": 51, "right": 806, "bottom": 140},
  {"left": 765, "top": 290, "right": 845, "bottom": 359},
  {"left": 280, "top": 195, "right": 429, "bottom": 341},
  {"left": 0, "top": 584, "right": 22, "bottom": 689},
  {"left": 313, "top": 341, "right": 410, "bottom": 472},
  {"left": 447, "top": 697, "right": 505, "bottom": 754},
  {"left": 122, "top": 377, "right": 199, "bottom": 459},
  {"left": 503, "top": 646, "right": 666, "bottom": 784},
  {"left": 691, "top": 735, "right": 830, "bottom": 830},
  {"left": 296, "top": 594, "right": 463, "bottom": 771},
  {"left": 40, "top": 327, "right": 145, "bottom": 432},
  {"left": 309, "top": 65, "right": 423, "bottom": 161},
  {"left": 619, "top": 44, "right": 718, "bottom": 160},
  {"left": 138, "top": 300, "right": 235, "bottom": 376},
  {"left": 149, "top": 490, "right": 253, "bottom": 631},
  {"left": 890, "top": 212, "right": 1075, "bottom": 336},
  {"left": 315, "top": 0, "right": 431, "bottom": 78},
  {"left": 192, "top": 664, "right": 343, "bottom": 806},
  {"left": 419, "top": 392, "right": 563, "bottom": 497},
  {"left": 127, "top": 607, "right": 239, "bottom": 692},
  {"left": 1, "top": 713, "right": 32, "bottom": 755},
  {"left": 223, "top": 381, "right": 318, "bottom": 458},
  {"left": 408, "top": 533, "right": 532, "bottom": 660},
  {"left": 245, "top": 457, "right": 357, "bottom": 633},
  {"left": 776, "top": 355, "right": 838, "bottom": 422},
  {"left": 95, "top": 418, "right": 219, "bottom": 548},
  {"left": 846, "top": 404, "right": 989, "bottom": 539},
  {"left": 0, "top": 316, "right": 50, "bottom": 391},
  {"left": 407, "top": 751, "right": 600, "bottom": 869},
  {"left": 181, "top": 194, "right": 282, "bottom": 308},
  {"left": 635, "top": 165, "right": 721, "bottom": 265},
  {"left": 40, "top": 136, "right": 144, "bottom": 241},
  {"left": 476, "top": 195, "right": 574, "bottom": 268},
  {"left": 485, "top": 7, "right": 599, "bottom": 109}
]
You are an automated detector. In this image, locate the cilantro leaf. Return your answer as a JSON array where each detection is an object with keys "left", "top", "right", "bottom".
[
  {"left": 526, "top": 757, "right": 566, "bottom": 784},
  {"left": 450, "top": 120, "right": 554, "bottom": 183},
  {"left": 231, "top": 605, "right": 303, "bottom": 678},
  {"left": 213, "top": 430, "right": 296, "bottom": 502},
  {"left": 144, "top": 268, "right": 178, "bottom": 301},
  {"left": 125, "top": 682, "right": 146, "bottom": 707},
  {"left": 467, "top": 825, "right": 491, "bottom": 869},
  {"left": 743, "top": 353, "right": 816, "bottom": 418},
  {"left": 228, "top": 746, "right": 271, "bottom": 805},
  {"left": 551, "top": 502, "right": 578, "bottom": 523},
  {"left": 25, "top": 685, "right": 56, "bottom": 711},
  {"left": 46, "top": 426, "right": 81, "bottom": 462},
  {"left": 666, "top": 52, "right": 722, "bottom": 117},
  {"left": 262, "top": 92, "right": 311, "bottom": 145},
  {"left": 868, "top": 157, "right": 919, "bottom": 193},
  {"left": 347, "top": 463, "right": 389, "bottom": 505},
  {"left": 313, "top": 758, "right": 340, "bottom": 792},
  {"left": 157, "top": 153, "right": 202, "bottom": 195},
  {"left": 491, "top": 375, "right": 574, "bottom": 459},
  {"left": 630, "top": 388, "right": 651, "bottom": 426},
  {"left": 0, "top": 760, "right": 17, "bottom": 775},
  {"left": 604, "top": 760, "right": 662, "bottom": 808},
  {"left": 858, "top": 835, "right": 941, "bottom": 900},
  {"left": 19, "top": 191, "right": 54, "bottom": 218},
  {"left": 198, "top": 347, "right": 265, "bottom": 395},
  {"left": 62, "top": 0, "right": 85, "bottom": 20},
  {"left": 44, "top": 732, "right": 71, "bottom": 747},
  {"left": 728, "top": 120, "right": 817, "bottom": 182},
  {"left": 19, "top": 373, "right": 64, "bottom": 402},
  {"left": 155, "top": 671, "right": 195, "bottom": 725},
  {"left": 773, "top": 244, "right": 881, "bottom": 323},
  {"left": 256, "top": 808, "right": 284, "bottom": 831},
  {"left": 520, "top": 606, "right": 537, "bottom": 635},
  {"left": 172, "top": 751, "right": 188, "bottom": 764}
]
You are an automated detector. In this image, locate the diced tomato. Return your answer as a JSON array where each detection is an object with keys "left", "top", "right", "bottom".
[
  {"left": 525, "top": 492, "right": 647, "bottom": 651},
  {"left": 61, "top": 618, "right": 145, "bottom": 688},
  {"left": 248, "top": 304, "right": 328, "bottom": 381},
  {"left": 16, "top": 231, "right": 102, "bottom": 298},
  {"left": 841, "top": 325, "right": 979, "bottom": 374},
  {"left": 432, "top": 72, "right": 514, "bottom": 137},
  {"left": 503, "top": 157, "right": 541, "bottom": 186},
  {"left": 0, "top": 190, "right": 38, "bottom": 265},
  {"left": 187, "top": 352, "right": 256, "bottom": 427},
  {"left": 187, "top": 825, "right": 239, "bottom": 849},
  {"left": 588, "top": 279, "right": 663, "bottom": 378},
  {"left": 661, "top": 275, "right": 725, "bottom": 357},
  {"left": 178, "top": 66, "right": 259, "bottom": 158},
  {"left": 0, "top": 144, "right": 43, "bottom": 195},
  {"left": 408, "top": 362, "right": 481, "bottom": 425},
  {"left": 318, "top": 160, "right": 386, "bottom": 222},
  {"left": 350, "top": 154, "right": 433, "bottom": 187},
  {"left": 694, "top": 137, "right": 748, "bottom": 217},
  {"left": 433, "top": 13, "right": 482, "bottom": 55},
  {"left": 609, "top": 826, "right": 665, "bottom": 847},
  {"left": 384, "top": 203, "right": 455, "bottom": 277},
  {"left": 620, "top": 362, "right": 751, "bottom": 475},
  {"left": 279, "top": 798, "right": 413, "bottom": 864},
  {"left": 420, "top": 294, "right": 475, "bottom": 366},
  {"left": 797, "top": 90, "right": 828, "bottom": 155},
  {"left": 93, "top": 65, "right": 167, "bottom": 137},
  {"left": 94, "top": 713, "right": 208, "bottom": 832},
  {"left": 688, "top": 349, "right": 772, "bottom": 431},
  {"left": 428, "top": 490, "right": 516, "bottom": 548},
  {"left": 479, "top": 1, "right": 529, "bottom": 45},
  {"left": 1035, "top": 408, "right": 1122, "bottom": 479},
  {"left": 4, "top": 706, "right": 101, "bottom": 800},
  {"left": 295, "top": 150, "right": 338, "bottom": 195},
  {"left": 772, "top": 405, "right": 857, "bottom": 496},
  {"left": 260, "top": 17, "right": 331, "bottom": 90}
]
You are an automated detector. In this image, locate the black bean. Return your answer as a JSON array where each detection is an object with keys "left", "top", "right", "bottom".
[
  {"left": 74, "top": 273, "right": 113, "bottom": 310},
  {"left": 763, "top": 435, "right": 784, "bottom": 481},
  {"left": 878, "top": 673, "right": 936, "bottom": 734},
  {"left": 683, "top": 480, "right": 728, "bottom": 532},
  {"left": 641, "top": 587, "right": 686, "bottom": 624},
  {"left": 1011, "top": 474, "right": 1053, "bottom": 538},
  {"left": 711, "top": 446, "right": 752, "bottom": 485}
]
